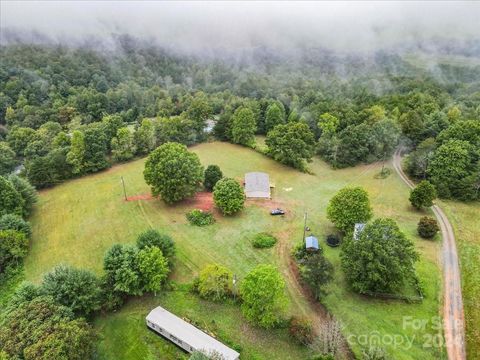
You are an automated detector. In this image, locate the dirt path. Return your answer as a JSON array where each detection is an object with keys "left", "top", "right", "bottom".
[
  {"left": 275, "top": 232, "right": 353, "bottom": 359},
  {"left": 393, "top": 149, "right": 466, "bottom": 360}
]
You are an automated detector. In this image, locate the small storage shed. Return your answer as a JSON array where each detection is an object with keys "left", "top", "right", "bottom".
[
  {"left": 305, "top": 235, "right": 319, "bottom": 251},
  {"left": 353, "top": 223, "right": 366, "bottom": 240},
  {"left": 244, "top": 172, "right": 270, "bottom": 199},
  {"left": 146, "top": 306, "right": 240, "bottom": 360}
]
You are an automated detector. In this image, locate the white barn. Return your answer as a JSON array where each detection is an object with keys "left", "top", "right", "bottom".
[
  {"left": 244, "top": 172, "right": 270, "bottom": 199},
  {"left": 146, "top": 306, "right": 240, "bottom": 360}
]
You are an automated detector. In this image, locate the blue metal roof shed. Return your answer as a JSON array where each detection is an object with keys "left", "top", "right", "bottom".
[{"left": 305, "top": 235, "right": 319, "bottom": 251}]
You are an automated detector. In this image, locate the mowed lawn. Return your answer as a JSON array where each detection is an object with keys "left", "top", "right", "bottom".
[
  {"left": 439, "top": 200, "right": 480, "bottom": 358},
  {"left": 26, "top": 142, "right": 444, "bottom": 359}
]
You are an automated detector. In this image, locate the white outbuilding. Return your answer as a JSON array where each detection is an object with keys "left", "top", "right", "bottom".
[
  {"left": 244, "top": 172, "right": 270, "bottom": 199},
  {"left": 146, "top": 306, "right": 240, "bottom": 360}
]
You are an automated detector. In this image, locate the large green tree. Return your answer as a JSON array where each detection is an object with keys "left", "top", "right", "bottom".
[
  {"left": 409, "top": 180, "right": 437, "bottom": 209},
  {"left": 8, "top": 174, "right": 38, "bottom": 217},
  {"left": 231, "top": 106, "right": 257, "bottom": 146},
  {"left": 137, "top": 246, "right": 170, "bottom": 294},
  {"left": 265, "top": 122, "right": 315, "bottom": 171},
  {"left": 0, "top": 230, "right": 28, "bottom": 273},
  {"left": 103, "top": 244, "right": 142, "bottom": 296},
  {"left": 144, "top": 142, "right": 203, "bottom": 204},
  {"left": 427, "top": 139, "right": 478, "bottom": 200},
  {"left": 41, "top": 265, "right": 102, "bottom": 317},
  {"left": 197, "top": 263, "right": 233, "bottom": 301},
  {"left": 213, "top": 178, "right": 245, "bottom": 215},
  {"left": 0, "top": 296, "right": 95, "bottom": 360},
  {"left": 240, "top": 264, "right": 288, "bottom": 328},
  {"left": 340, "top": 218, "right": 419, "bottom": 293},
  {"left": 0, "top": 142, "right": 16, "bottom": 175},
  {"left": 326, "top": 186, "right": 373, "bottom": 233},
  {"left": 136, "top": 229, "right": 176, "bottom": 264},
  {"left": 111, "top": 127, "right": 135, "bottom": 162},
  {"left": 0, "top": 176, "right": 24, "bottom": 217},
  {"left": 264, "top": 102, "right": 286, "bottom": 133}
]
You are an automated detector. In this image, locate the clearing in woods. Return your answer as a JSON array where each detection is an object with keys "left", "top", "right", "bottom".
[{"left": 25, "top": 141, "right": 448, "bottom": 359}]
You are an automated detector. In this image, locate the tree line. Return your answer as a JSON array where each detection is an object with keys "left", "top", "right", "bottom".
[{"left": 1, "top": 43, "right": 479, "bottom": 200}]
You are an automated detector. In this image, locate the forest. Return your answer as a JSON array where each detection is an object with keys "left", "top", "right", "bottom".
[
  {"left": 0, "top": 40, "right": 480, "bottom": 200},
  {"left": 1, "top": 38, "right": 479, "bottom": 200}
]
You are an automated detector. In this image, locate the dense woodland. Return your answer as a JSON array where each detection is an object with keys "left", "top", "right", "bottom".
[{"left": 0, "top": 39, "right": 479, "bottom": 200}]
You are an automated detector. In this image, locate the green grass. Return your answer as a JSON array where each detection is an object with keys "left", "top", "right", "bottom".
[
  {"left": 439, "top": 200, "right": 480, "bottom": 359},
  {"left": 95, "top": 285, "right": 309, "bottom": 360},
  {"left": 24, "top": 142, "right": 445, "bottom": 359}
]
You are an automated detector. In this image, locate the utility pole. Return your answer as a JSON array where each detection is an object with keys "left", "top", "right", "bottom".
[
  {"left": 233, "top": 274, "right": 237, "bottom": 302},
  {"left": 303, "top": 211, "right": 308, "bottom": 245},
  {"left": 121, "top": 176, "right": 127, "bottom": 201}
]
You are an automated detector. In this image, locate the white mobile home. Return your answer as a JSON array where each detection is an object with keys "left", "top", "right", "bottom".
[{"left": 146, "top": 306, "right": 240, "bottom": 360}]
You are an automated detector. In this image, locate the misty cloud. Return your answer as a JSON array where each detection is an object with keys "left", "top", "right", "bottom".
[{"left": 1, "top": 1, "right": 480, "bottom": 54}]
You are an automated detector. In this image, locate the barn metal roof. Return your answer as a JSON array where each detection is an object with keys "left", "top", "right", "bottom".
[
  {"left": 305, "top": 235, "right": 319, "bottom": 249},
  {"left": 244, "top": 172, "right": 270, "bottom": 198},
  {"left": 146, "top": 306, "right": 240, "bottom": 360}
]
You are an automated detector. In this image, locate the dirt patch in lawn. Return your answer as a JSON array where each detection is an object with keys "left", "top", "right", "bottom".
[
  {"left": 182, "top": 191, "right": 215, "bottom": 212},
  {"left": 126, "top": 193, "right": 155, "bottom": 201}
]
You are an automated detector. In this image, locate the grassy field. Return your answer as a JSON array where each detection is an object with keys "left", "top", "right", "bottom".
[
  {"left": 23, "top": 141, "right": 445, "bottom": 359},
  {"left": 439, "top": 200, "right": 480, "bottom": 358}
]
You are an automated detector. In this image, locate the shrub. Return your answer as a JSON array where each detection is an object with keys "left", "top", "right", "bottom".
[
  {"left": 213, "top": 178, "right": 245, "bottom": 215},
  {"left": 204, "top": 165, "right": 223, "bottom": 191},
  {"left": 289, "top": 317, "right": 314, "bottom": 345},
  {"left": 197, "top": 264, "right": 233, "bottom": 301},
  {"left": 136, "top": 229, "right": 175, "bottom": 262},
  {"left": 186, "top": 209, "right": 215, "bottom": 226},
  {"left": 252, "top": 233, "right": 277, "bottom": 248},
  {"left": 0, "top": 214, "right": 32, "bottom": 238},
  {"left": 417, "top": 216, "right": 440, "bottom": 239}
]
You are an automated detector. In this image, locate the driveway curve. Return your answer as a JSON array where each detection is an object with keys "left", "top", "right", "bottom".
[{"left": 393, "top": 149, "right": 466, "bottom": 360}]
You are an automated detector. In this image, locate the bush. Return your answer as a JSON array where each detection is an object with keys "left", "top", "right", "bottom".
[
  {"left": 251, "top": 233, "right": 277, "bottom": 248},
  {"left": 417, "top": 216, "right": 440, "bottom": 239},
  {"left": 136, "top": 229, "right": 175, "bottom": 262},
  {"left": 0, "top": 214, "right": 32, "bottom": 238},
  {"left": 213, "top": 178, "right": 245, "bottom": 215},
  {"left": 289, "top": 317, "right": 314, "bottom": 345},
  {"left": 204, "top": 165, "right": 223, "bottom": 191},
  {"left": 186, "top": 209, "right": 215, "bottom": 226},
  {"left": 197, "top": 264, "right": 233, "bottom": 301}
]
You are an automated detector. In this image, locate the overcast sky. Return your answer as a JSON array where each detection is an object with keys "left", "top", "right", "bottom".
[{"left": 1, "top": 1, "right": 480, "bottom": 53}]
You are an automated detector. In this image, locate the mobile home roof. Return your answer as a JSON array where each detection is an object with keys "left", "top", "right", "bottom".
[{"left": 146, "top": 306, "right": 240, "bottom": 360}]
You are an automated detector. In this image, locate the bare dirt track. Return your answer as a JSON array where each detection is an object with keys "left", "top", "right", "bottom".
[{"left": 393, "top": 149, "right": 466, "bottom": 360}]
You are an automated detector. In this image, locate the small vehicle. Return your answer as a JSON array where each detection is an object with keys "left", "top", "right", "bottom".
[{"left": 270, "top": 208, "right": 285, "bottom": 216}]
